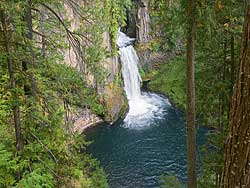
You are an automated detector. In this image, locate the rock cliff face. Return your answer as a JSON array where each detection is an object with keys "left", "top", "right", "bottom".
[
  {"left": 63, "top": 2, "right": 84, "bottom": 72},
  {"left": 136, "top": 0, "right": 151, "bottom": 68},
  {"left": 124, "top": 0, "right": 183, "bottom": 69},
  {"left": 101, "top": 32, "right": 119, "bottom": 83},
  {"left": 120, "top": 0, "right": 151, "bottom": 68},
  {"left": 136, "top": 0, "right": 151, "bottom": 44},
  {"left": 99, "top": 31, "right": 127, "bottom": 122},
  {"left": 69, "top": 108, "right": 103, "bottom": 133},
  {"left": 63, "top": 3, "right": 127, "bottom": 127}
]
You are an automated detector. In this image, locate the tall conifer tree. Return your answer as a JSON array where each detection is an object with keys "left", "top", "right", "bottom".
[
  {"left": 221, "top": 1, "right": 250, "bottom": 187},
  {"left": 186, "top": 0, "right": 197, "bottom": 187}
]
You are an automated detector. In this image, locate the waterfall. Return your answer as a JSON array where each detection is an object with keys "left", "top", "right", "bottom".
[
  {"left": 117, "top": 31, "right": 170, "bottom": 128},
  {"left": 119, "top": 45, "right": 142, "bottom": 101}
]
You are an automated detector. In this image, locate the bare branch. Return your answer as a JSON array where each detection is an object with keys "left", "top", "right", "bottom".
[
  {"left": 30, "top": 132, "right": 58, "bottom": 164},
  {"left": 36, "top": 156, "right": 63, "bottom": 179},
  {"left": 40, "top": 3, "right": 91, "bottom": 72},
  {"left": 64, "top": 0, "right": 93, "bottom": 24},
  {"left": 32, "top": 29, "right": 47, "bottom": 38}
]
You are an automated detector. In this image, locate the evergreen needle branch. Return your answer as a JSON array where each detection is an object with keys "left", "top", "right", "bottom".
[
  {"left": 39, "top": 3, "right": 92, "bottom": 44},
  {"left": 32, "top": 29, "right": 47, "bottom": 38},
  {"left": 36, "top": 156, "right": 63, "bottom": 180},
  {"left": 40, "top": 3, "right": 89, "bottom": 71},
  {"left": 64, "top": 0, "right": 92, "bottom": 24},
  {"left": 30, "top": 132, "right": 58, "bottom": 164},
  {"left": 31, "top": 8, "right": 40, "bottom": 13}
]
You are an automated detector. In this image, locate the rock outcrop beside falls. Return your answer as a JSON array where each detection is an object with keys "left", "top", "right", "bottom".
[
  {"left": 99, "top": 31, "right": 128, "bottom": 122},
  {"left": 62, "top": 3, "right": 127, "bottom": 130},
  {"left": 70, "top": 109, "right": 103, "bottom": 133}
]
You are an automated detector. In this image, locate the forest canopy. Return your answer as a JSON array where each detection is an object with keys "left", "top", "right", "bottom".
[{"left": 0, "top": 0, "right": 249, "bottom": 188}]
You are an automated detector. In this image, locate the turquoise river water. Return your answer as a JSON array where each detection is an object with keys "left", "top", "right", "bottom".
[{"left": 86, "top": 95, "right": 207, "bottom": 188}]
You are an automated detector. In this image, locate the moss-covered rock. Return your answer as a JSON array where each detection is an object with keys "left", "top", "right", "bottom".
[{"left": 102, "top": 80, "right": 128, "bottom": 122}]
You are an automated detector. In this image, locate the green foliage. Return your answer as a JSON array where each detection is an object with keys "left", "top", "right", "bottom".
[
  {"left": 198, "top": 131, "right": 226, "bottom": 188},
  {"left": 191, "top": 4, "right": 244, "bottom": 185},
  {"left": 149, "top": 56, "right": 186, "bottom": 110},
  {"left": 139, "top": 67, "right": 146, "bottom": 80},
  {"left": 149, "top": 1, "right": 245, "bottom": 187},
  {"left": 160, "top": 174, "right": 183, "bottom": 188},
  {"left": 17, "top": 168, "right": 54, "bottom": 188},
  {"left": 150, "top": 0, "right": 185, "bottom": 51},
  {"left": 0, "top": 0, "right": 108, "bottom": 187},
  {"left": 104, "top": 0, "right": 132, "bottom": 51},
  {"left": 0, "top": 144, "right": 18, "bottom": 187}
]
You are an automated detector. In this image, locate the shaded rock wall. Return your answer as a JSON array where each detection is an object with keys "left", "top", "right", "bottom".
[
  {"left": 64, "top": 3, "right": 127, "bottom": 124},
  {"left": 63, "top": 2, "right": 84, "bottom": 71},
  {"left": 99, "top": 31, "right": 127, "bottom": 122},
  {"left": 136, "top": 0, "right": 151, "bottom": 68},
  {"left": 101, "top": 31, "right": 119, "bottom": 83},
  {"left": 123, "top": 0, "right": 183, "bottom": 70},
  {"left": 136, "top": 0, "right": 151, "bottom": 44},
  {"left": 69, "top": 108, "right": 103, "bottom": 133}
]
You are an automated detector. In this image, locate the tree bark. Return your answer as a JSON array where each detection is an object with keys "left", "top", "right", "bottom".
[
  {"left": 23, "top": 0, "right": 37, "bottom": 98},
  {"left": 40, "top": 7, "right": 47, "bottom": 58},
  {"left": 25, "top": 0, "right": 33, "bottom": 41},
  {"left": 220, "top": 2, "right": 250, "bottom": 187},
  {"left": 0, "top": 12, "right": 23, "bottom": 153},
  {"left": 230, "top": 34, "right": 235, "bottom": 91},
  {"left": 186, "top": 0, "right": 197, "bottom": 187}
]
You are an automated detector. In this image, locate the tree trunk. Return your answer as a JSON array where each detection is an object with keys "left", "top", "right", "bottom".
[
  {"left": 220, "top": 2, "right": 250, "bottom": 187},
  {"left": 230, "top": 34, "right": 235, "bottom": 91},
  {"left": 186, "top": 0, "right": 197, "bottom": 187},
  {"left": 0, "top": 12, "right": 23, "bottom": 153},
  {"left": 23, "top": 0, "right": 37, "bottom": 98},
  {"left": 40, "top": 8, "right": 47, "bottom": 58},
  {"left": 25, "top": 1, "right": 33, "bottom": 41}
]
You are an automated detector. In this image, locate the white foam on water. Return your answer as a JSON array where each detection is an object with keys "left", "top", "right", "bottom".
[{"left": 117, "top": 31, "right": 170, "bottom": 129}]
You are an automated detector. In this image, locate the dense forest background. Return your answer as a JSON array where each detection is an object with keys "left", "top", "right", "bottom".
[{"left": 0, "top": 0, "right": 249, "bottom": 188}]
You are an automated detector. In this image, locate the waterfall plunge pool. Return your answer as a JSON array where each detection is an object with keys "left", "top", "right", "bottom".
[
  {"left": 86, "top": 32, "right": 207, "bottom": 188},
  {"left": 86, "top": 96, "right": 207, "bottom": 188}
]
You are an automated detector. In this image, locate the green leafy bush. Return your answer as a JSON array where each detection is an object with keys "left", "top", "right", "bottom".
[{"left": 149, "top": 56, "right": 186, "bottom": 110}]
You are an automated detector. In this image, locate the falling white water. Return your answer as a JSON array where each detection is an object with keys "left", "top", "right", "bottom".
[{"left": 117, "top": 31, "right": 170, "bottom": 128}]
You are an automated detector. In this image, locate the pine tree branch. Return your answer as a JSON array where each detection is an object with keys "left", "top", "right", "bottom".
[
  {"left": 30, "top": 132, "right": 58, "bottom": 164},
  {"left": 40, "top": 3, "right": 93, "bottom": 72}
]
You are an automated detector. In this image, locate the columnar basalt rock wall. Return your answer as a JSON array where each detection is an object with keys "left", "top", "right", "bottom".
[
  {"left": 136, "top": 0, "right": 151, "bottom": 68},
  {"left": 63, "top": 2, "right": 127, "bottom": 127},
  {"left": 100, "top": 31, "right": 127, "bottom": 122},
  {"left": 123, "top": 0, "right": 184, "bottom": 69}
]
